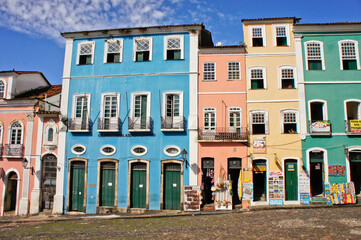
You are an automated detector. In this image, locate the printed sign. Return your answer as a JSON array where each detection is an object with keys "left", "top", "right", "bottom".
[
  {"left": 350, "top": 120, "right": 361, "bottom": 133},
  {"left": 300, "top": 193, "right": 311, "bottom": 205},
  {"left": 268, "top": 171, "right": 284, "bottom": 205},
  {"left": 184, "top": 186, "right": 201, "bottom": 211},
  {"left": 310, "top": 120, "right": 331, "bottom": 133},
  {"left": 243, "top": 168, "right": 253, "bottom": 182},
  {"left": 242, "top": 182, "right": 253, "bottom": 200},
  {"left": 299, "top": 170, "right": 311, "bottom": 195},
  {"left": 328, "top": 165, "right": 345, "bottom": 176},
  {"left": 253, "top": 138, "right": 266, "bottom": 153}
]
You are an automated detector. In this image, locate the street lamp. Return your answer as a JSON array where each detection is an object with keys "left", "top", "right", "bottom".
[
  {"left": 22, "top": 158, "right": 34, "bottom": 175},
  {"left": 181, "top": 149, "right": 188, "bottom": 168}
]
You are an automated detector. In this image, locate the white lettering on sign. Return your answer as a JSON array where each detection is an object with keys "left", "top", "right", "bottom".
[
  {"left": 108, "top": 182, "right": 113, "bottom": 186},
  {"left": 173, "top": 183, "right": 177, "bottom": 187},
  {"left": 139, "top": 184, "right": 143, "bottom": 188}
]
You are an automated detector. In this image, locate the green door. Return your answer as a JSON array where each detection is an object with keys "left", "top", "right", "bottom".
[
  {"left": 70, "top": 162, "right": 85, "bottom": 212},
  {"left": 131, "top": 163, "right": 146, "bottom": 208},
  {"left": 285, "top": 160, "right": 298, "bottom": 201},
  {"left": 100, "top": 162, "right": 115, "bottom": 207},
  {"left": 164, "top": 163, "right": 181, "bottom": 210}
]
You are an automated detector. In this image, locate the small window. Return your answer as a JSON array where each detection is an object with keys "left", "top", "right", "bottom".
[
  {"left": 339, "top": 40, "right": 360, "bottom": 70},
  {"left": 282, "top": 111, "right": 297, "bottom": 134},
  {"left": 100, "top": 145, "right": 116, "bottom": 156},
  {"left": 204, "top": 108, "right": 216, "bottom": 131},
  {"left": 10, "top": 121, "right": 22, "bottom": 144},
  {"left": 275, "top": 26, "right": 287, "bottom": 46},
  {"left": 228, "top": 62, "right": 240, "bottom": 80},
  {"left": 0, "top": 81, "right": 5, "bottom": 99},
  {"left": 47, "top": 128, "right": 54, "bottom": 142},
  {"left": 164, "top": 145, "right": 181, "bottom": 157},
  {"left": 280, "top": 68, "right": 295, "bottom": 89},
  {"left": 305, "top": 41, "right": 324, "bottom": 70},
  {"left": 131, "top": 145, "right": 147, "bottom": 156},
  {"left": 165, "top": 35, "right": 184, "bottom": 60},
  {"left": 105, "top": 39, "right": 122, "bottom": 63},
  {"left": 77, "top": 42, "right": 94, "bottom": 65},
  {"left": 71, "top": 144, "right": 86, "bottom": 155},
  {"left": 250, "top": 111, "right": 268, "bottom": 134},
  {"left": 134, "top": 38, "right": 152, "bottom": 62},
  {"left": 203, "top": 63, "right": 215, "bottom": 80},
  {"left": 251, "top": 27, "right": 264, "bottom": 47},
  {"left": 250, "top": 68, "right": 265, "bottom": 89}
]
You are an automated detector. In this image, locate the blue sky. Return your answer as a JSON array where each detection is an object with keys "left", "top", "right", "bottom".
[{"left": 0, "top": 0, "right": 360, "bottom": 85}]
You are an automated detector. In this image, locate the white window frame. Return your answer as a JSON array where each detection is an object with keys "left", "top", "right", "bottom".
[
  {"left": 304, "top": 40, "right": 325, "bottom": 70},
  {"left": 104, "top": 39, "right": 123, "bottom": 63},
  {"left": 273, "top": 24, "right": 290, "bottom": 47},
  {"left": 130, "top": 91, "right": 151, "bottom": 122},
  {"left": 279, "top": 66, "right": 297, "bottom": 89},
  {"left": 308, "top": 99, "right": 328, "bottom": 121},
  {"left": 203, "top": 107, "right": 216, "bottom": 131},
  {"left": 71, "top": 144, "right": 86, "bottom": 155},
  {"left": 163, "top": 145, "right": 181, "bottom": 157},
  {"left": 344, "top": 99, "right": 361, "bottom": 120},
  {"left": 228, "top": 62, "right": 241, "bottom": 80},
  {"left": 100, "top": 92, "right": 120, "bottom": 119},
  {"left": 164, "top": 35, "right": 184, "bottom": 60},
  {"left": 338, "top": 40, "right": 360, "bottom": 70},
  {"left": 162, "top": 91, "right": 183, "bottom": 117},
  {"left": 248, "top": 66, "right": 266, "bottom": 89},
  {"left": 133, "top": 37, "right": 153, "bottom": 62},
  {"left": 249, "top": 25, "right": 266, "bottom": 47},
  {"left": 229, "top": 107, "right": 242, "bottom": 132},
  {"left": 249, "top": 110, "right": 269, "bottom": 135},
  {"left": 0, "top": 79, "right": 6, "bottom": 99},
  {"left": 131, "top": 145, "right": 148, "bottom": 156},
  {"left": 76, "top": 41, "right": 95, "bottom": 65},
  {"left": 72, "top": 93, "right": 91, "bottom": 125},
  {"left": 100, "top": 144, "right": 116, "bottom": 156},
  {"left": 280, "top": 109, "right": 299, "bottom": 134},
  {"left": 8, "top": 120, "right": 24, "bottom": 144},
  {"left": 203, "top": 62, "right": 216, "bottom": 81},
  {"left": 43, "top": 119, "right": 58, "bottom": 146}
]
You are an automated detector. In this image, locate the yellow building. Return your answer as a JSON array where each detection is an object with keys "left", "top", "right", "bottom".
[{"left": 242, "top": 17, "right": 303, "bottom": 205}]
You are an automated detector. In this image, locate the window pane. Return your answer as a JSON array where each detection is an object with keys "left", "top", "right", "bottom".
[
  {"left": 203, "top": 63, "right": 215, "bottom": 80},
  {"left": 343, "top": 60, "right": 357, "bottom": 70},
  {"left": 308, "top": 60, "right": 322, "bottom": 70}
]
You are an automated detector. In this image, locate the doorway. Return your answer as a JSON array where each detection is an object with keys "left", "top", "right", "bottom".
[
  {"left": 69, "top": 161, "right": 85, "bottom": 212},
  {"left": 41, "top": 154, "right": 57, "bottom": 210},
  {"left": 4, "top": 172, "right": 18, "bottom": 213},
  {"left": 99, "top": 162, "right": 116, "bottom": 207},
  {"left": 130, "top": 162, "right": 147, "bottom": 208},
  {"left": 350, "top": 151, "right": 361, "bottom": 195},
  {"left": 201, "top": 158, "right": 214, "bottom": 205},
  {"left": 163, "top": 163, "right": 181, "bottom": 210},
  {"left": 253, "top": 160, "right": 267, "bottom": 202},
  {"left": 284, "top": 159, "right": 298, "bottom": 201},
  {"left": 228, "top": 158, "right": 242, "bottom": 205},
  {"left": 309, "top": 151, "right": 324, "bottom": 197}
]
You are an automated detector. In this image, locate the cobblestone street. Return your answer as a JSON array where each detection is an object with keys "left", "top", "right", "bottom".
[{"left": 0, "top": 207, "right": 360, "bottom": 239}]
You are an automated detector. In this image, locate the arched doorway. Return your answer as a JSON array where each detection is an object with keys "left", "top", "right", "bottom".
[
  {"left": 309, "top": 150, "right": 325, "bottom": 197},
  {"left": 4, "top": 172, "right": 18, "bottom": 213},
  {"left": 41, "top": 154, "right": 57, "bottom": 210},
  {"left": 129, "top": 160, "right": 149, "bottom": 209},
  {"left": 284, "top": 159, "right": 298, "bottom": 201},
  {"left": 253, "top": 159, "right": 267, "bottom": 202},
  {"left": 228, "top": 158, "right": 242, "bottom": 206},
  {"left": 162, "top": 160, "right": 183, "bottom": 210},
  {"left": 349, "top": 150, "right": 361, "bottom": 195}
]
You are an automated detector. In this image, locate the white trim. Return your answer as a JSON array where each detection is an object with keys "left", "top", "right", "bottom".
[
  {"left": 62, "top": 72, "right": 198, "bottom": 80},
  {"left": 72, "top": 93, "right": 91, "bottom": 123},
  {"left": 198, "top": 92, "right": 247, "bottom": 95},
  {"left": 227, "top": 62, "right": 241, "bottom": 80},
  {"left": 202, "top": 62, "right": 216, "bottom": 81},
  {"left": 131, "top": 145, "right": 148, "bottom": 157},
  {"left": 249, "top": 25, "right": 266, "bottom": 47},
  {"left": 250, "top": 158, "right": 269, "bottom": 205},
  {"left": 203, "top": 107, "right": 216, "bottom": 131},
  {"left": 280, "top": 109, "right": 299, "bottom": 134},
  {"left": 344, "top": 99, "right": 361, "bottom": 121},
  {"left": 100, "top": 145, "right": 116, "bottom": 156},
  {"left": 100, "top": 92, "right": 120, "bottom": 118},
  {"left": 7, "top": 120, "right": 24, "bottom": 144},
  {"left": 162, "top": 91, "right": 184, "bottom": 117},
  {"left": 163, "top": 145, "right": 181, "bottom": 157},
  {"left": 282, "top": 158, "right": 301, "bottom": 204},
  {"left": 247, "top": 99, "right": 299, "bottom": 103},
  {"left": 199, "top": 53, "right": 246, "bottom": 57},
  {"left": 76, "top": 41, "right": 95, "bottom": 65},
  {"left": 130, "top": 91, "right": 151, "bottom": 121},
  {"left": 71, "top": 144, "right": 86, "bottom": 155},
  {"left": 0, "top": 78, "right": 7, "bottom": 99},
  {"left": 248, "top": 66, "right": 266, "bottom": 90},
  {"left": 346, "top": 146, "right": 361, "bottom": 182},
  {"left": 295, "top": 35, "right": 307, "bottom": 135},
  {"left": 133, "top": 37, "right": 153, "bottom": 61},
  {"left": 43, "top": 119, "right": 58, "bottom": 146},
  {"left": 306, "top": 147, "right": 329, "bottom": 183},
  {"left": 338, "top": 40, "right": 361, "bottom": 70},
  {"left": 104, "top": 38, "right": 123, "bottom": 63},
  {"left": 304, "top": 40, "right": 325, "bottom": 70},
  {"left": 228, "top": 107, "right": 242, "bottom": 132},
  {"left": 246, "top": 52, "right": 296, "bottom": 57},
  {"left": 1, "top": 168, "right": 21, "bottom": 216},
  {"left": 308, "top": 99, "right": 328, "bottom": 121},
  {"left": 249, "top": 109, "right": 269, "bottom": 135},
  {"left": 278, "top": 65, "right": 297, "bottom": 89},
  {"left": 273, "top": 24, "right": 291, "bottom": 47},
  {"left": 164, "top": 35, "right": 184, "bottom": 60}
]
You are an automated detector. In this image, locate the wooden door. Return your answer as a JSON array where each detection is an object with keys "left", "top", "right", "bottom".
[
  {"left": 70, "top": 162, "right": 85, "bottom": 211},
  {"left": 164, "top": 163, "right": 181, "bottom": 210},
  {"left": 100, "top": 162, "right": 115, "bottom": 207},
  {"left": 285, "top": 160, "right": 298, "bottom": 201}
]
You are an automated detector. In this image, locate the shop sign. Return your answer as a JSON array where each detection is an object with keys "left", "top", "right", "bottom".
[
  {"left": 350, "top": 120, "right": 361, "bottom": 133},
  {"left": 184, "top": 186, "right": 201, "bottom": 211},
  {"left": 253, "top": 165, "right": 266, "bottom": 172},
  {"left": 300, "top": 193, "right": 310, "bottom": 205},
  {"left": 253, "top": 138, "right": 266, "bottom": 153},
  {"left": 310, "top": 120, "right": 330, "bottom": 133},
  {"left": 268, "top": 171, "right": 284, "bottom": 205},
  {"left": 242, "top": 182, "right": 253, "bottom": 200},
  {"left": 243, "top": 168, "right": 253, "bottom": 182}
]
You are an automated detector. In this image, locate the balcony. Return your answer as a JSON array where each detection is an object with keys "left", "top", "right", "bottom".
[
  {"left": 4, "top": 144, "right": 24, "bottom": 158},
  {"left": 68, "top": 118, "right": 92, "bottom": 132},
  {"left": 128, "top": 117, "right": 152, "bottom": 132},
  {"left": 98, "top": 117, "right": 121, "bottom": 132},
  {"left": 309, "top": 120, "right": 331, "bottom": 136},
  {"left": 345, "top": 120, "right": 361, "bottom": 135},
  {"left": 198, "top": 127, "right": 248, "bottom": 142},
  {"left": 161, "top": 116, "right": 184, "bottom": 131}
]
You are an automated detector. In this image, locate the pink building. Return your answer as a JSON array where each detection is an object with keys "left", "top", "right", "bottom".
[
  {"left": 198, "top": 46, "right": 248, "bottom": 209},
  {"left": 0, "top": 70, "right": 61, "bottom": 216}
]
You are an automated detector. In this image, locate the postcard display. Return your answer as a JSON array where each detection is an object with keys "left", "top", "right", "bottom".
[
  {"left": 184, "top": 186, "right": 202, "bottom": 211},
  {"left": 299, "top": 170, "right": 311, "bottom": 205},
  {"left": 242, "top": 168, "right": 253, "bottom": 201},
  {"left": 268, "top": 171, "right": 284, "bottom": 205},
  {"left": 213, "top": 179, "right": 233, "bottom": 210},
  {"left": 325, "top": 182, "right": 356, "bottom": 205}
]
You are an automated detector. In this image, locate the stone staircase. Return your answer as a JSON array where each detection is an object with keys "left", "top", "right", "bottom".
[{"left": 311, "top": 197, "right": 327, "bottom": 205}]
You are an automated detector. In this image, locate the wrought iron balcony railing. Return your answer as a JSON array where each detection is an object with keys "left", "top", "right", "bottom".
[
  {"left": 198, "top": 127, "right": 248, "bottom": 142},
  {"left": 128, "top": 117, "right": 152, "bottom": 132},
  {"left": 98, "top": 117, "right": 121, "bottom": 132},
  {"left": 345, "top": 120, "right": 361, "bottom": 135},
  {"left": 4, "top": 144, "right": 24, "bottom": 158},
  {"left": 161, "top": 116, "right": 184, "bottom": 131},
  {"left": 309, "top": 120, "right": 331, "bottom": 135},
  {"left": 68, "top": 118, "right": 92, "bottom": 132}
]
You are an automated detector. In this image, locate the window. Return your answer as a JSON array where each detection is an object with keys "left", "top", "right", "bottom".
[
  {"left": 162, "top": 91, "right": 183, "bottom": 130},
  {"left": 305, "top": 41, "right": 325, "bottom": 70},
  {"left": 203, "top": 63, "right": 215, "bottom": 80},
  {"left": 164, "top": 145, "right": 181, "bottom": 157},
  {"left": 250, "top": 26, "right": 265, "bottom": 47},
  {"left": 274, "top": 25, "right": 289, "bottom": 46},
  {"left": 249, "top": 67, "right": 265, "bottom": 89},
  {"left": 71, "top": 94, "right": 91, "bottom": 131},
  {"left": 100, "top": 93, "right": 119, "bottom": 131},
  {"left": 134, "top": 37, "right": 152, "bottom": 62},
  {"left": 338, "top": 40, "right": 360, "bottom": 70},
  {"left": 229, "top": 107, "right": 241, "bottom": 134},
  {"left": 204, "top": 108, "right": 216, "bottom": 131},
  {"left": 47, "top": 128, "right": 54, "bottom": 142},
  {"left": 0, "top": 80, "right": 5, "bottom": 99},
  {"left": 130, "top": 92, "right": 151, "bottom": 130},
  {"left": 228, "top": 62, "right": 240, "bottom": 80},
  {"left": 100, "top": 145, "right": 116, "bottom": 156},
  {"left": 309, "top": 101, "right": 327, "bottom": 121},
  {"left": 131, "top": 145, "right": 147, "bottom": 156},
  {"left": 71, "top": 144, "right": 86, "bottom": 155},
  {"left": 43, "top": 120, "right": 57, "bottom": 146},
  {"left": 345, "top": 100, "right": 361, "bottom": 120},
  {"left": 280, "top": 67, "right": 296, "bottom": 89},
  {"left": 164, "top": 35, "right": 184, "bottom": 60},
  {"left": 250, "top": 111, "right": 268, "bottom": 134},
  {"left": 10, "top": 121, "right": 23, "bottom": 144},
  {"left": 104, "top": 39, "right": 123, "bottom": 63},
  {"left": 77, "top": 41, "right": 94, "bottom": 65},
  {"left": 282, "top": 110, "right": 298, "bottom": 134}
]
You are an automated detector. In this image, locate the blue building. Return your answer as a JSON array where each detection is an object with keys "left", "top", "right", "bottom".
[{"left": 54, "top": 24, "right": 213, "bottom": 214}]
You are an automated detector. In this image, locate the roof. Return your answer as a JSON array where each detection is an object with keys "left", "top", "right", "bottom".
[
  {"left": 0, "top": 70, "right": 50, "bottom": 85},
  {"left": 242, "top": 17, "right": 301, "bottom": 23},
  {"left": 294, "top": 21, "right": 361, "bottom": 33},
  {"left": 38, "top": 85, "right": 62, "bottom": 98},
  {"left": 199, "top": 45, "right": 246, "bottom": 54},
  {"left": 296, "top": 22, "right": 361, "bottom": 26},
  {"left": 14, "top": 85, "right": 62, "bottom": 99}
]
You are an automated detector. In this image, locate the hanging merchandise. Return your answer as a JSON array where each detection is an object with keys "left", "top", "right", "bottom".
[
  {"left": 326, "top": 182, "right": 356, "bottom": 205},
  {"left": 238, "top": 169, "right": 243, "bottom": 200},
  {"left": 213, "top": 179, "right": 233, "bottom": 210}
]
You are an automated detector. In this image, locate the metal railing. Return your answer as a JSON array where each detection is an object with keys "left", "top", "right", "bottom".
[
  {"left": 309, "top": 120, "right": 331, "bottom": 135},
  {"left": 68, "top": 118, "right": 92, "bottom": 132},
  {"left": 161, "top": 116, "right": 184, "bottom": 130},
  {"left": 128, "top": 117, "right": 152, "bottom": 131},
  {"left": 98, "top": 117, "right": 121, "bottom": 132},
  {"left": 345, "top": 120, "right": 361, "bottom": 135},
  {"left": 198, "top": 127, "right": 248, "bottom": 141},
  {"left": 4, "top": 144, "right": 24, "bottom": 158}
]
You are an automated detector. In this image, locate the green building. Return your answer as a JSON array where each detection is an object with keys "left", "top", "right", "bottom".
[{"left": 294, "top": 22, "right": 361, "bottom": 201}]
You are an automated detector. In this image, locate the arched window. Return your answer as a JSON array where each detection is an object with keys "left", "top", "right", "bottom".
[
  {"left": 10, "top": 121, "right": 22, "bottom": 144},
  {"left": 47, "top": 128, "right": 54, "bottom": 142},
  {"left": 0, "top": 81, "right": 5, "bottom": 99}
]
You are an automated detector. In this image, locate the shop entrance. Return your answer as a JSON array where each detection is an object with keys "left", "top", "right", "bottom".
[
  {"left": 349, "top": 151, "right": 361, "bottom": 195},
  {"left": 253, "top": 160, "right": 267, "bottom": 202},
  {"left": 164, "top": 163, "right": 181, "bottom": 210},
  {"left": 309, "top": 151, "right": 324, "bottom": 197},
  {"left": 228, "top": 158, "right": 242, "bottom": 205},
  {"left": 131, "top": 162, "right": 147, "bottom": 208},
  {"left": 100, "top": 162, "right": 116, "bottom": 207},
  {"left": 201, "top": 158, "right": 214, "bottom": 205},
  {"left": 4, "top": 172, "right": 18, "bottom": 212},
  {"left": 284, "top": 159, "right": 298, "bottom": 201},
  {"left": 69, "top": 161, "right": 85, "bottom": 212},
  {"left": 41, "top": 154, "right": 57, "bottom": 210}
]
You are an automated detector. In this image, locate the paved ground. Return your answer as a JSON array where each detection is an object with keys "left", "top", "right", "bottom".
[{"left": 0, "top": 207, "right": 360, "bottom": 239}]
